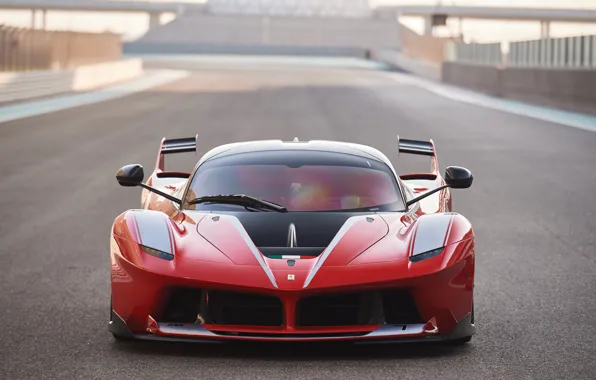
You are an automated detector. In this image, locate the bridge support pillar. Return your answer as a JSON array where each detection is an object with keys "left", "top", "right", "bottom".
[
  {"left": 540, "top": 21, "right": 551, "bottom": 39},
  {"left": 30, "top": 9, "right": 36, "bottom": 29},
  {"left": 423, "top": 15, "right": 433, "bottom": 36},
  {"left": 30, "top": 8, "right": 47, "bottom": 29},
  {"left": 148, "top": 12, "right": 162, "bottom": 30},
  {"left": 41, "top": 9, "right": 47, "bottom": 30}
]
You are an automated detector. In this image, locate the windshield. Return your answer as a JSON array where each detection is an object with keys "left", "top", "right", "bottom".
[{"left": 183, "top": 150, "right": 404, "bottom": 212}]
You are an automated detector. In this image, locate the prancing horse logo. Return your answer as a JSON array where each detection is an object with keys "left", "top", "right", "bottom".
[{"left": 287, "top": 274, "right": 295, "bottom": 281}]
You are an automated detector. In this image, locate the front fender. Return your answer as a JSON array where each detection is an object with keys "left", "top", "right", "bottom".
[
  {"left": 351, "top": 212, "right": 474, "bottom": 268},
  {"left": 111, "top": 209, "right": 176, "bottom": 267},
  {"left": 411, "top": 212, "right": 473, "bottom": 256}
]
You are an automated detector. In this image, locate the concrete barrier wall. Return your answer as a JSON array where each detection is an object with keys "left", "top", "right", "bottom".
[
  {"left": 1, "top": 25, "right": 122, "bottom": 71},
  {"left": 0, "top": 59, "right": 143, "bottom": 103},
  {"left": 501, "top": 67, "right": 596, "bottom": 114},
  {"left": 400, "top": 24, "right": 450, "bottom": 64},
  {"left": 374, "top": 23, "right": 450, "bottom": 80},
  {"left": 375, "top": 49, "right": 441, "bottom": 81},
  {"left": 442, "top": 62, "right": 501, "bottom": 95},
  {"left": 442, "top": 61, "right": 596, "bottom": 115}
]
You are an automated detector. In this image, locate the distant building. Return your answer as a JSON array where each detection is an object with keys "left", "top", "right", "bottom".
[{"left": 207, "top": 0, "right": 372, "bottom": 18}]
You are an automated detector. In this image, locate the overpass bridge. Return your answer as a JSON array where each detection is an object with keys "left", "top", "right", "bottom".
[
  {"left": 0, "top": 0, "right": 204, "bottom": 29},
  {"left": 385, "top": 5, "right": 596, "bottom": 37},
  {"left": 2, "top": 0, "right": 596, "bottom": 37}
]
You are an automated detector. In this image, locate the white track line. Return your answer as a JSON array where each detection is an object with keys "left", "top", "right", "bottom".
[
  {"left": 386, "top": 71, "right": 596, "bottom": 133},
  {"left": 0, "top": 69, "right": 190, "bottom": 124}
]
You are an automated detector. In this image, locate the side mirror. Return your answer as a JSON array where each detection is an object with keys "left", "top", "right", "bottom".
[
  {"left": 116, "top": 164, "right": 144, "bottom": 187},
  {"left": 445, "top": 166, "right": 473, "bottom": 189},
  {"left": 406, "top": 166, "right": 473, "bottom": 207},
  {"left": 115, "top": 164, "right": 182, "bottom": 205}
]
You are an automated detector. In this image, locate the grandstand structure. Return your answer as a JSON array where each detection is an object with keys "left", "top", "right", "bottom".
[{"left": 129, "top": 0, "right": 400, "bottom": 56}]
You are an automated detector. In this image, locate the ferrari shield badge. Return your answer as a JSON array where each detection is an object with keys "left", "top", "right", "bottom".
[{"left": 287, "top": 274, "right": 295, "bottom": 281}]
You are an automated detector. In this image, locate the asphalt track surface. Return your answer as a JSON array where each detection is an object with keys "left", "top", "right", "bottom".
[{"left": 1, "top": 58, "right": 596, "bottom": 380}]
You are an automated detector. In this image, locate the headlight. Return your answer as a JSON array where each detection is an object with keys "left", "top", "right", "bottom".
[
  {"left": 410, "top": 247, "right": 444, "bottom": 263},
  {"left": 140, "top": 245, "right": 174, "bottom": 261}
]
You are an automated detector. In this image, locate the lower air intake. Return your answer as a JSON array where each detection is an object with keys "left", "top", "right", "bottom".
[
  {"left": 161, "top": 288, "right": 283, "bottom": 326},
  {"left": 381, "top": 290, "right": 424, "bottom": 324},
  {"left": 297, "top": 290, "right": 423, "bottom": 327},
  {"left": 162, "top": 287, "right": 204, "bottom": 323},
  {"left": 207, "top": 291, "right": 283, "bottom": 326}
]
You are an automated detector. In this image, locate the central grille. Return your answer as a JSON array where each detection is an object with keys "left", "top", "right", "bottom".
[
  {"left": 297, "top": 292, "right": 383, "bottom": 326},
  {"left": 207, "top": 290, "right": 283, "bottom": 326}
]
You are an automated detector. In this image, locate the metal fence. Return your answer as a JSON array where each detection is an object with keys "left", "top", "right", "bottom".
[
  {"left": 444, "top": 41, "right": 503, "bottom": 66},
  {"left": 0, "top": 25, "right": 122, "bottom": 71},
  {"left": 445, "top": 34, "right": 596, "bottom": 69},
  {"left": 509, "top": 35, "right": 596, "bottom": 68}
]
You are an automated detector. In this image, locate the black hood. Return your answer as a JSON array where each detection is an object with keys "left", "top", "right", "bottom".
[{"left": 229, "top": 211, "right": 373, "bottom": 256}]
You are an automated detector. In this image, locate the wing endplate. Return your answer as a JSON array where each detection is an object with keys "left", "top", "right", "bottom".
[
  {"left": 397, "top": 136, "right": 440, "bottom": 175},
  {"left": 155, "top": 135, "right": 198, "bottom": 171}
]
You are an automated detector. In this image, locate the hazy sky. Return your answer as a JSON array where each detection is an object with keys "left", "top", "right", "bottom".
[{"left": 1, "top": 0, "right": 596, "bottom": 42}]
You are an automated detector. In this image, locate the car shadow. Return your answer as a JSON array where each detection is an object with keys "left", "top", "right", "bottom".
[{"left": 111, "top": 339, "right": 471, "bottom": 360}]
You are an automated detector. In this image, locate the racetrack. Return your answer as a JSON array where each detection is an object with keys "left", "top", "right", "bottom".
[{"left": 1, "top": 57, "right": 595, "bottom": 380}]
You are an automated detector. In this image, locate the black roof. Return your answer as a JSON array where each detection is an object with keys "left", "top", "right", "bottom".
[{"left": 199, "top": 140, "right": 393, "bottom": 167}]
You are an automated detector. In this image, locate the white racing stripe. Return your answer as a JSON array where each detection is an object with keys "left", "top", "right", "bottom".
[
  {"left": 224, "top": 215, "right": 279, "bottom": 289},
  {"left": 302, "top": 216, "right": 368, "bottom": 288}
]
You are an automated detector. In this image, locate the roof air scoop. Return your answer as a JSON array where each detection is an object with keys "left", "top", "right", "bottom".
[{"left": 287, "top": 223, "right": 298, "bottom": 248}]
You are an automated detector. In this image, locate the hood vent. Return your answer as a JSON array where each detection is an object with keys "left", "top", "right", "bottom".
[
  {"left": 287, "top": 223, "right": 298, "bottom": 248},
  {"left": 261, "top": 222, "right": 325, "bottom": 258}
]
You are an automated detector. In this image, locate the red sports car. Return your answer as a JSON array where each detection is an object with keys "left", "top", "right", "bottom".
[{"left": 109, "top": 136, "right": 475, "bottom": 344}]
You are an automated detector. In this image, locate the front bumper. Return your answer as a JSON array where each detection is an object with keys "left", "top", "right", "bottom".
[
  {"left": 110, "top": 239, "right": 474, "bottom": 343},
  {"left": 110, "top": 311, "right": 474, "bottom": 344}
]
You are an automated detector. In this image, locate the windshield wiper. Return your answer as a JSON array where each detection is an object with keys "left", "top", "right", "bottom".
[{"left": 188, "top": 194, "right": 288, "bottom": 212}]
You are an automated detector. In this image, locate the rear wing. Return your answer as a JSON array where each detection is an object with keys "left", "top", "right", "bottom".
[
  {"left": 397, "top": 136, "right": 440, "bottom": 175},
  {"left": 398, "top": 137, "right": 435, "bottom": 157},
  {"left": 155, "top": 135, "right": 198, "bottom": 172}
]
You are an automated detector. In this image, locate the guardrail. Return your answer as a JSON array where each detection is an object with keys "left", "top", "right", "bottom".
[
  {"left": 0, "top": 25, "right": 122, "bottom": 71},
  {"left": 0, "top": 58, "right": 143, "bottom": 103}
]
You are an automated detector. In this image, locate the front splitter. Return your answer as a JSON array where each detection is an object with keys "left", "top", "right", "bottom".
[{"left": 110, "top": 309, "right": 474, "bottom": 344}]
